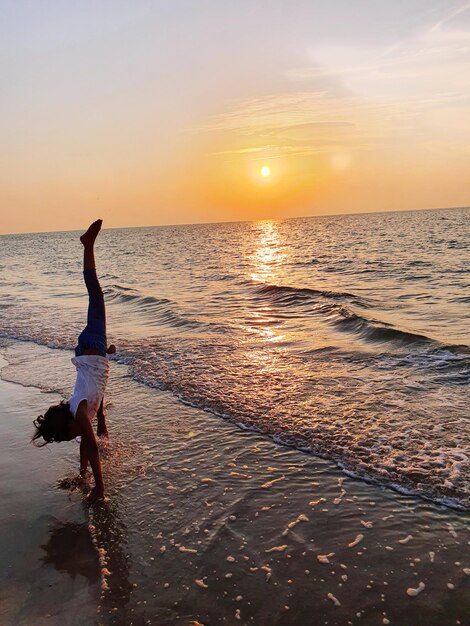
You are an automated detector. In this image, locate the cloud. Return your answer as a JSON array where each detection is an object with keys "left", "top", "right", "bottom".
[
  {"left": 287, "top": 5, "right": 470, "bottom": 104},
  {"left": 429, "top": 2, "right": 470, "bottom": 33},
  {"left": 196, "top": 89, "right": 409, "bottom": 163}
]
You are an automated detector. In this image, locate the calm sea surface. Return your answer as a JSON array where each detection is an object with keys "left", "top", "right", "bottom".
[{"left": 1, "top": 207, "right": 469, "bottom": 508}]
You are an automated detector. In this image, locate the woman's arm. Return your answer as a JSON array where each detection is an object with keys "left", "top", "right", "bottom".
[
  {"left": 79, "top": 440, "right": 89, "bottom": 477},
  {"left": 75, "top": 400, "right": 105, "bottom": 502}
]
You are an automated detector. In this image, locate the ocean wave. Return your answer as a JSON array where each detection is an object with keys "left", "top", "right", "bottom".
[
  {"left": 449, "top": 295, "right": 470, "bottom": 304},
  {"left": 331, "top": 308, "right": 431, "bottom": 345},
  {"left": 104, "top": 285, "right": 224, "bottom": 333},
  {"left": 331, "top": 308, "right": 470, "bottom": 355},
  {"left": 252, "top": 281, "right": 365, "bottom": 305},
  {"left": 105, "top": 285, "right": 172, "bottom": 308},
  {"left": 249, "top": 281, "right": 470, "bottom": 353}
]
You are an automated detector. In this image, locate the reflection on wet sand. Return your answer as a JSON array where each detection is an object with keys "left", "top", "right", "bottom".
[
  {"left": 44, "top": 472, "right": 134, "bottom": 621},
  {"left": 41, "top": 521, "right": 99, "bottom": 584},
  {"left": 89, "top": 499, "right": 134, "bottom": 620},
  {"left": 39, "top": 497, "right": 134, "bottom": 623}
]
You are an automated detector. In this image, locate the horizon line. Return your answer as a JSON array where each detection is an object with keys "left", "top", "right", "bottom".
[{"left": 1, "top": 203, "right": 468, "bottom": 237}]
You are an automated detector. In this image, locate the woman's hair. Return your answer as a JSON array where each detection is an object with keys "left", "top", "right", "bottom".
[{"left": 32, "top": 401, "right": 73, "bottom": 446}]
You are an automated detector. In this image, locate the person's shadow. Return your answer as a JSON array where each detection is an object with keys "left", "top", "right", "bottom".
[
  {"left": 40, "top": 521, "right": 100, "bottom": 584},
  {"left": 40, "top": 502, "right": 134, "bottom": 619}
]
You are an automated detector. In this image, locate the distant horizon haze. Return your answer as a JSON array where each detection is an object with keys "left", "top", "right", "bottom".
[{"left": 1, "top": 203, "right": 468, "bottom": 237}]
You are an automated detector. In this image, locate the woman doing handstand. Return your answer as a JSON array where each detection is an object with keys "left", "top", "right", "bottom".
[{"left": 33, "top": 219, "right": 115, "bottom": 503}]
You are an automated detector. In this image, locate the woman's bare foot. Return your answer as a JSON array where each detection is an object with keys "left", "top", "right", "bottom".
[{"left": 80, "top": 219, "right": 103, "bottom": 247}]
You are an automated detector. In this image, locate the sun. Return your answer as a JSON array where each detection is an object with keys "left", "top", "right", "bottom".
[{"left": 260, "top": 165, "right": 271, "bottom": 177}]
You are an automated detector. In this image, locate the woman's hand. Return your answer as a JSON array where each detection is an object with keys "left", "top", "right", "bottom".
[{"left": 76, "top": 400, "right": 106, "bottom": 503}]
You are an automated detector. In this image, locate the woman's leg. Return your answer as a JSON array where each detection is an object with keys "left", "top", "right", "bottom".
[
  {"left": 75, "top": 220, "right": 108, "bottom": 357},
  {"left": 83, "top": 268, "right": 106, "bottom": 338}
]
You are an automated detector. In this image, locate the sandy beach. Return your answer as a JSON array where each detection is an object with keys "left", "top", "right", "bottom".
[{"left": 1, "top": 341, "right": 468, "bottom": 625}]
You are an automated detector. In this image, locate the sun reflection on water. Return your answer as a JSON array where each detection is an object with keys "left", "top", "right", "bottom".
[
  {"left": 245, "top": 220, "right": 289, "bottom": 343},
  {"left": 250, "top": 220, "right": 288, "bottom": 284}
]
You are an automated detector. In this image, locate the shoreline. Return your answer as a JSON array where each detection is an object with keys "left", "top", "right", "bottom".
[
  {"left": 1, "top": 340, "right": 469, "bottom": 625},
  {"left": 2, "top": 337, "right": 467, "bottom": 513}
]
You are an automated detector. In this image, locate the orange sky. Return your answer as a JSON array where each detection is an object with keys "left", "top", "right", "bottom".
[{"left": 1, "top": 1, "right": 469, "bottom": 234}]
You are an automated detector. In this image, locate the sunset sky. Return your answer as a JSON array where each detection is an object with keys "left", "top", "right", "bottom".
[{"left": 1, "top": 0, "right": 469, "bottom": 234}]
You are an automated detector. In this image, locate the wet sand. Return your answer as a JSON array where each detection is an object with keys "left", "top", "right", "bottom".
[
  {"left": 0, "top": 376, "right": 99, "bottom": 625},
  {"left": 0, "top": 342, "right": 469, "bottom": 625}
]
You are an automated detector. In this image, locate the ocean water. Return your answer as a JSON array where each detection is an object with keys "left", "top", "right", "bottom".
[{"left": 1, "top": 207, "right": 469, "bottom": 508}]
